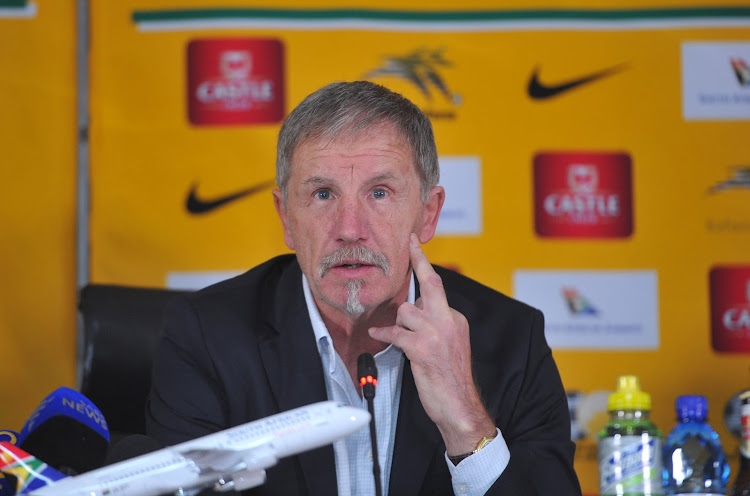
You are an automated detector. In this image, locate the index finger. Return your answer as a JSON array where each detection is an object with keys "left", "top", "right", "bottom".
[{"left": 409, "top": 233, "right": 449, "bottom": 311}]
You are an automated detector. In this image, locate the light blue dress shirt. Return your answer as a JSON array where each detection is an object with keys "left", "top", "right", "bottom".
[{"left": 302, "top": 274, "right": 510, "bottom": 495}]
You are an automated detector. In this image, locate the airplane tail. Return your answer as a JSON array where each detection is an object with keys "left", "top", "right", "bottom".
[{"left": 0, "top": 442, "right": 65, "bottom": 494}]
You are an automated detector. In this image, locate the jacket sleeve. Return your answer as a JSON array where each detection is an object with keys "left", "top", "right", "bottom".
[
  {"left": 485, "top": 308, "right": 582, "bottom": 496},
  {"left": 145, "top": 295, "right": 229, "bottom": 446}
]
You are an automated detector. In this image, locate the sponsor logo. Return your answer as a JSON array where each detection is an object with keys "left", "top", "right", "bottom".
[
  {"left": 533, "top": 152, "right": 633, "bottom": 238},
  {"left": 365, "top": 48, "right": 460, "bottom": 119},
  {"left": 527, "top": 64, "right": 626, "bottom": 100},
  {"left": 185, "top": 180, "right": 275, "bottom": 214},
  {"left": 682, "top": 42, "right": 750, "bottom": 120},
  {"left": 710, "top": 266, "right": 750, "bottom": 353},
  {"left": 562, "top": 287, "right": 598, "bottom": 315},
  {"left": 708, "top": 166, "right": 750, "bottom": 193},
  {"left": 731, "top": 57, "right": 750, "bottom": 86},
  {"left": 435, "top": 157, "right": 482, "bottom": 235},
  {"left": 706, "top": 166, "right": 750, "bottom": 232},
  {"left": 513, "top": 270, "right": 659, "bottom": 350},
  {"left": 187, "top": 38, "right": 284, "bottom": 125}
]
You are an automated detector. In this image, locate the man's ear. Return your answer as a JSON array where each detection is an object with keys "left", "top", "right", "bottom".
[
  {"left": 272, "top": 189, "right": 295, "bottom": 250},
  {"left": 417, "top": 186, "right": 445, "bottom": 244}
]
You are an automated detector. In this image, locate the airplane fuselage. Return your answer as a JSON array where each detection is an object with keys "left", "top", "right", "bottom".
[{"left": 28, "top": 401, "right": 369, "bottom": 496}]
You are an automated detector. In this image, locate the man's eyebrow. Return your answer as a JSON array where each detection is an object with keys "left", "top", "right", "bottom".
[
  {"left": 301, "top": 176, "right": 331, "bottom": 186},
  {"left": 369, "top": 172, "right": 398, "bottom": 183}
]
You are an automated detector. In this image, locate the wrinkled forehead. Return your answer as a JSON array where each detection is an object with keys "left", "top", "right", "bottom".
[
  {"left": 309, "top": 120, "right": 407, "bottom": 151},
  {"left": 291, "top": 122, "right": 413, "bottom": 168}
]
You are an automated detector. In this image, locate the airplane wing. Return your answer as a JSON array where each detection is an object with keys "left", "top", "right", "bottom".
[
  {"left": 178, "top": 445, "right": 276, "bottom": 493},
  {"left": 180, "top": 444, "right": 277, "bottom": 474}
]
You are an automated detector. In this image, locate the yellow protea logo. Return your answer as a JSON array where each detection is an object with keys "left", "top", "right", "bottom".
[{"left": 366, "top": 48, "right": 460, "bottom": 119}]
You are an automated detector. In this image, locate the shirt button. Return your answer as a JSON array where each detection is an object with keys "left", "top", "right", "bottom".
[
  {"left": 456, "top": 483, "right": 468, "bottom": 494},
  {"left": 367, "top": 451, "right": 373, "bottom": 461}
]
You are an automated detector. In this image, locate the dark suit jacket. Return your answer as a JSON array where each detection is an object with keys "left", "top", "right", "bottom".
[{"left": 146, "top": 255, "right": 581, "bottom": 495}]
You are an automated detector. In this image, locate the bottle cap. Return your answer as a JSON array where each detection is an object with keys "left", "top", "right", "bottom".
[
  {"left": 608, "top": 375, "right": 651, "bottom": 411},
  {"left": 675, "top": 395, "right": 707, "bottom": 421}
]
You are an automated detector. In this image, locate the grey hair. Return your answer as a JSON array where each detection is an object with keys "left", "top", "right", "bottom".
[{"left": 276, "top": 81, "right": 439, "bottom": 204}]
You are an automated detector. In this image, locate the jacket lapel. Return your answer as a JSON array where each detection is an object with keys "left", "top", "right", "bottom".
[
  {"left": 388, "top": 276, "right": 443, "bottom": 494},
  {"left": 388, "top": 360, "right": 443, "bottom": 495},
  {"left": 258, "top": 258, "right": 338, "bottom": 495}
]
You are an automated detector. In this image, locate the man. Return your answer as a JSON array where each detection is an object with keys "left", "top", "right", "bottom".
[{"left": 147, "top": 81, "right": 581, "bottom": 495}]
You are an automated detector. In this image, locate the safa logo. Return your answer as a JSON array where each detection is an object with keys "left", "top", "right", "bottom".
[
  {"left": 365, "top": 48, "right": 461, "bottom": 120},
  {"left": 710, "top": 266, "right": 750, "bottom": 353}
]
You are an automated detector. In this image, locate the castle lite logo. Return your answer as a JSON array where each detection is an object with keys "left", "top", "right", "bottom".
[
  {"left": 187, "top": 38, "right": 285, "bottom": 125},
  {"left": 533, "top": 152, "right": 633, "bottom": 238},
  {"left": 710, "top": 266, "right": 750, "bottom": 353}
]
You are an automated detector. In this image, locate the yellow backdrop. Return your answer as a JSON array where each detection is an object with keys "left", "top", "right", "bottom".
[
  {"left": 90, "top": 2, "right": 750, "bottom": 492},
  {"left": 0, "top": 0, "right": 77, "bottom": 437}
]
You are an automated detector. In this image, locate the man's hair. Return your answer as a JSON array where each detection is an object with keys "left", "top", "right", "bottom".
[{"left": 276, "top": 81, "right": 439, "bottom": 203}]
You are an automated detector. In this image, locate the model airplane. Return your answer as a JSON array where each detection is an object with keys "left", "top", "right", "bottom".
[{"left": 0, "top": 401, "right": 369, "bottom": 495}]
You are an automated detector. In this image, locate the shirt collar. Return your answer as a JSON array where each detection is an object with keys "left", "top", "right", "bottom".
[{"left": 302, "top": 272, "right": 415, "bottom": 372}]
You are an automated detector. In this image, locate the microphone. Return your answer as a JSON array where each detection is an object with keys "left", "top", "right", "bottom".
[
  {"left": 17, "top": 387, "right": 110, "bottom": 475},
  {"left": 358, "top": 353, "right": 377, "bottom": 400},
  {"left": 0, "top": 474, "right": 14, "bottom": 496},
  {"left": 0, "top": 432, "right": 18, "bottom": 446},
  {"left": 357, "top": 353, "right": 382, "bottom": 496},
  {"left": 104, "top": 435, "right": 163, "bottom": 465}
]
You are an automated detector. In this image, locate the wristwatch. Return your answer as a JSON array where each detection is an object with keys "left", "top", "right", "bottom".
[{"left": 448, "top": 435, "right": 495, "bottom": 465}]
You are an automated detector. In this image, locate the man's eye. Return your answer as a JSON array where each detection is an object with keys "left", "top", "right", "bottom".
[
  {"left": 373, "top": 189, "right": 387, "bottom": 199},
  {"left": 314, "top": 190, "right": 330, "bottom": 200}
]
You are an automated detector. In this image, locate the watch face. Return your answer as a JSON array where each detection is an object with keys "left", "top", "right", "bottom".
[{"left": 476, "top": 436, "right": 495, "bottom": 452}]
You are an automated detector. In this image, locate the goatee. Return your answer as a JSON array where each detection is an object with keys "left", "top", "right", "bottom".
[{"left": 345, "top": 280, "right": 364, "bottom": 315}]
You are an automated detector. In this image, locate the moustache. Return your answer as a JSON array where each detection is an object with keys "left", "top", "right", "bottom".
[{"left": 318, "top": 245, "right": 389, "bottom": 278}]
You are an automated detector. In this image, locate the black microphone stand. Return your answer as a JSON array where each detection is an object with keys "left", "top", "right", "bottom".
[{"left": 358, "top": 353, "right": 382, "bottom": 496}]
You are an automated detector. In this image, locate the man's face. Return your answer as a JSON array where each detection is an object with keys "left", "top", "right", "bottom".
[{"left": 273, "top": 124, "right": 443, "bottom": 317}]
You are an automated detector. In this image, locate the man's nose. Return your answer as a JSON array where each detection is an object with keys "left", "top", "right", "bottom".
[{"left": 334, "top": 196, "right": 369, "bottom": 243}]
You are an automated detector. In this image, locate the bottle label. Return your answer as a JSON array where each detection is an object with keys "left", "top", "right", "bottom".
[{"left": 599, "top": 435, "right": 664, "bottom": 495}]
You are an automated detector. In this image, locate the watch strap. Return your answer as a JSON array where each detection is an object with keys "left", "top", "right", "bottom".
[{"left": 448, "top": 435, "right": 495, "bottom": 465}]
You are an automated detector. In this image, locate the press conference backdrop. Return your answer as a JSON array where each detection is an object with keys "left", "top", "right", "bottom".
[
  {"left": 0, "top": 0, "right": 78, "bottom": 447},
  {"left": 3, "top": 1, "right": 750, "bottom": 493}
]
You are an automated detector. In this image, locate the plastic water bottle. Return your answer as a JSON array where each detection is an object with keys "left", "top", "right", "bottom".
[
  {"left": 598, "top": 375, "right": 664, "bottom": 495},
  {"left": 663, "top": 395, "right": 730, "bottom": 495}
]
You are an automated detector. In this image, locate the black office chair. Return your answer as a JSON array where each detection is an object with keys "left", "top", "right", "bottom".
[{"left": 77, "top": 284, "right": 188, "bottom": 440}]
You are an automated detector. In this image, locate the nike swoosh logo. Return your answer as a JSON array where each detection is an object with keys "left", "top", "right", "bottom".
[
  {"left": 186, "top": 180, "right": 275, "bottom": 214},
  {"left": 527, "top": 63, "right": 627, "bottom": 100}
]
